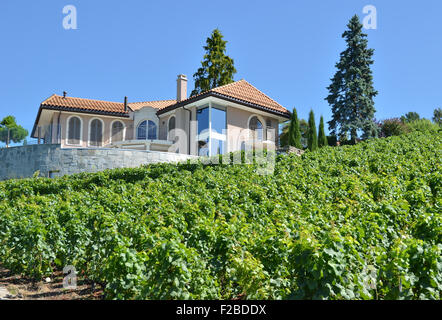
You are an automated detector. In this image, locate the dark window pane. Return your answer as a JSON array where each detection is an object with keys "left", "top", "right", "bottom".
[
  {"left": 112, "top": 121, "right": 124, "bottom": 142},
  {"left": 148, "top": 120, "right": 157, "bottom": 140},
  {"left": 137, "top": 121, "right": 147, "bottom": 140},
  {"left": 249, "top": 116, "right": 263, "bottom": 141},
  {"left": 197, "top": 107, "right": 210, "bottom": 155},
  {"left": 168, "top": 116, "right": 176, "bottom": 140},
  {"left": 68, "top": 117, "right": 81, "bottom": 145},
  {"left": 90, "top": 119, "right": 103, "bottom": 146}
]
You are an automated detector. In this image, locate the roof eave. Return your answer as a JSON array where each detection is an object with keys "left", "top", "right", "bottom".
[
  {"left": 156, "top": 92, "right": 291, "bottom": 119},
  {"left": 31, "top": 105, "right": 130, "bottom": 138}
]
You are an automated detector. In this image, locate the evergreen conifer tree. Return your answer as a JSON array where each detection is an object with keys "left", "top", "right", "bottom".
[
  {"left": 288, "top": 107, "right": 302, "bottom": 149},
  {"left": 318, "top": 115, "right": 328, "bottom": 148},
  {"left": 307, "top": 110, "right": 318, "bottom": 151},
  {"left": 191, "top": 29, "right": 237, "bottom": 96},
  {"left": 326, "top": 15, "right": 378, "bottom": 144}
]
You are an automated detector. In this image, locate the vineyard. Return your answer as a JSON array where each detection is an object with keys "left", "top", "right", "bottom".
[{"left": 0, "top": 130, "right": 440, "bottom": 299}]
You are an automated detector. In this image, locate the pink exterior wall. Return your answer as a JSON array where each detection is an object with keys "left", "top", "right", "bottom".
[
  {"left": 46, "top": 107, "right": 281, "bottom": 153},
  {"left": 226, "top": 106, "right": 279, "bottom": 152},
  {"left": 58, "top": 112, "right": 133, "bottom": 148}
]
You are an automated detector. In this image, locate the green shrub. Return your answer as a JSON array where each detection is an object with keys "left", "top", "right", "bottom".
[
  {"left": 407, "top": 119, "right": 440, "bottom": 133},
  {"left": 380, "top": 118, "right": 409, "bottom": 137},
  {"left": 0, "top": 130, "right": 440, "bottom": 300}
]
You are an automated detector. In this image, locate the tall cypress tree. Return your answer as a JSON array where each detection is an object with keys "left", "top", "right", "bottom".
[
  {"left": 318, "top": 115, "right": 328, "bottom": 148},
  {"left": 307, "top": 110, "right": 318, "bottom": 151},
  {"left": 191, "top": 29, "right": 237, "bottom": 96},
  {"left": 288, "top": 107, "right": 302, "bottom": 149},
  {"left": 326, "top": 15, "right": 378, "bottom": 144}
]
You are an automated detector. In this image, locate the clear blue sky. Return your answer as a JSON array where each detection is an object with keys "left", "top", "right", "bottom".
[{"left": 1, "top": 0, "right": 441, "bottom": 144}]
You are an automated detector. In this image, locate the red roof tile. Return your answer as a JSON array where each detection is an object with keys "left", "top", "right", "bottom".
[
  {"left": 128, "top": 99, "right": 177, "bottom": 111},
  {"left": 41, "top": 94, "right": 127, "bottom": 114},
  {"left": 39, "top": 80, "right": 289, "bottom": 117},
  {"left": 159, "top": 80, "right": 290, "bottom": 116}
]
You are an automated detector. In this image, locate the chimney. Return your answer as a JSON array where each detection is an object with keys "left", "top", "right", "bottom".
[
  {"left": 176, "top": 74, "right": 188, "bottom": 102},
  {"left": 63, "top": 91, "right": 67, "bottom": 98},
  {"left": 124, "top": 96, "right": 128, "bottom": 112}
]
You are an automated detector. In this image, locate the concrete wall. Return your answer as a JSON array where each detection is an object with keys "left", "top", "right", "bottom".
[{"left": 0, "top": 144, "right": 197, "bottom": 181}]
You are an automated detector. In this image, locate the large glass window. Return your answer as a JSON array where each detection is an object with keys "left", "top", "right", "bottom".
[
  {"left": 211, "top": 107, "right": 226, "bottom": 155},
  {"left": 197, "top": 107, "right": 210, "bottom": 156},
  {"left": 137, "top": 120, "right": 157, "bottom": 140},
  {"left": 111, "top": 121, "right": 124, "bottom": 142},
  {"left": 90, "top": 119, "right": 103, "bottom": 147},
  {"left": 67, "top": 116, "right": 81, "bottom": 145},
  {"left": 196, "top": 105, "right": 226, "bottom": 156},
  {"left": 249, "top": 116, "right": 263, "bottom": 141}
]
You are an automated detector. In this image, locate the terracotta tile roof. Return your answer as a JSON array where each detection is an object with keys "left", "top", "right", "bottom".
[
  {"left": 41, "top": 94, "right": 128, "bottom": 115},
  {"left": 39, "top": 79, "right": 289, "bottom": 119},
  {"left": 128, "top": 99, "right": 177, "bottom": 111},
  {"left": 158, "top": 80, "right": 290, "bottom": 117},
  {"left": 212, "top": 80, "right": 288, "bottom": 114}
]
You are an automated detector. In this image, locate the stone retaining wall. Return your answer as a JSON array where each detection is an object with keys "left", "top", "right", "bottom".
[{"left": 0, "top": 144, "right": 197, "bottom": 180}]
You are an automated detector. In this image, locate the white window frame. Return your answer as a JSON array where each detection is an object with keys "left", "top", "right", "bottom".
[
  {"left": 65, "top": 115, "right": 83, "bottom": 146},
  {"left": 88, "top": 117, "right": 105, "bottom": 147},
  {"left": 110, "top": 120, "right": 126, "bottom": 143}
]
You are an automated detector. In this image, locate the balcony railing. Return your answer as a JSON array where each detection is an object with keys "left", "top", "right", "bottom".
[{"left": 29, "top": 124, "right": 62, "bottom": 145}]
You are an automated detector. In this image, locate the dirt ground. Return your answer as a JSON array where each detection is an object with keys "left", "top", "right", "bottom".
[{"left": 0, "top": 264, "right": 103, "bottom": 300}]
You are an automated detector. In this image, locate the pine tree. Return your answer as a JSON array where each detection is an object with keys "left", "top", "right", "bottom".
[
  {"left": 288, "top": 107, "right": 302, "bottom": 149},
  {"left": 401, "top": 112, "right": 420, "bottom": 123},
  {"left": 433, "top": 108, "right": 442, "bottom": 126},
  {"left": 307, "top": 110, "right": 318, "bottom": 151},
  {"left": 318, "top": 115, "right": 328, "bottom": 148},
  {"left": 191, "top": 29, "right": 237, "bottom": 96},
  {"left": 0, "top": 116, "right": 28, "bottom": 148},
  {"left": 326, "top": 15, "right": 378, "bottom": 144}
]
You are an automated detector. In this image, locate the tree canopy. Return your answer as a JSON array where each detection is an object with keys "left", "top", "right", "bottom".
[
  {"left": 433, "top": 108, "right": 442, "bottom": 126},
  {"left": 191, "top": 29, "right": 237, "bottom": 96},
  {"left": 280, "top": 118, "right": 309, "bottom": 149},
  {"left": 0, "top": 116, "right": 28, "bottom": 147},
  {"left": 401, "top": 112, "right": 420, "bottom": 123},
  {"left": 326, "top": 15, "right": 378, "bottom": 144}
]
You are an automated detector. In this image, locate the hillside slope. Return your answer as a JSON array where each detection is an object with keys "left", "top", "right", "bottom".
[{"left": 0, "top": 131, "right": 441, "bottom": 299}]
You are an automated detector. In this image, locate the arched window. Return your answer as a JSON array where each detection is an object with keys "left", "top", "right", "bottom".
[
  {"left": 89, "top": 119, "right": 103, "bottom": 147},
  {"left": 137, "top": 120, "right": 157, "bottom": 140},
  {"left": 249, "top": 116, "right": 263, "bottom": 141},
  {"left": 148, "top": 121, "right": 157, "bottom": 140},
  {"left": 168, "top": 116, "right": 176, "bottom": 140},
  {"left": 67, "top": 116, "right": 81, "bottom": 145},
  {"left": 111, "top": 121, "right": 124, "bottom": 142}
]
